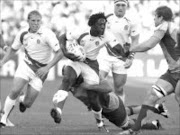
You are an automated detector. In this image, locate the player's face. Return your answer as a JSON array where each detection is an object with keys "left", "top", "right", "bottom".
[
  {"left": 114, "top": 3, "right": 127, "bottom": 18},
  {"left": 94, "top": 18, "right": 106, "bottom": 35},
  {"left": 28, "top": 14, "right": 42, "bottom": 33},
  {"left": 154, "top": 12, "right": 163, "bottom": 27}
]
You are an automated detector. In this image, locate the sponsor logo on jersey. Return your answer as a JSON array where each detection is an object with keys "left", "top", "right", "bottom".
[{"left": 95, "top": 41, "right": 100, "bottom": 46}]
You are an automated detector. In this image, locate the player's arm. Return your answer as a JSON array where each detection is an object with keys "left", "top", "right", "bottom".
[
  {"left": 0, "top": 34, "right": 9, "bottom": 55},
  {"left": 130, "top": 29, "right": 165, "bottom": 53},
  {"left": 0, "top": 47, "right": 17, "bottom": 67},
  {"left": 130, "top": 36, "right": 161, "bottom": 53},
  {"left": 80, "top": 80, "right": 113, "bottom": 93}
]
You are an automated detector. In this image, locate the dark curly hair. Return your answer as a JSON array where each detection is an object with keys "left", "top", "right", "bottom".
[
  {"left": 88, "top": 12, "right": 107, "bottom": 27},
  {"left": 155, "top": 6, "right": 173, "bottom": 21}
]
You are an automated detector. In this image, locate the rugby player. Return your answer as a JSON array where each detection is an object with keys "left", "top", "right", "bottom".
[
  {"left": 69, "top": 74, "right": 166, "bottom": 131},
  {"left": 119, "top": 6, "right": 180, "bottom": 135},
  {"left": 50, "top": 12, "right": 122, "bottom": 128},
  {"left": 98, "top": 0, "right": 140, "bottom": 103},
  {"left": 0, "top": 10, "right": 63, "bottom": 127}
]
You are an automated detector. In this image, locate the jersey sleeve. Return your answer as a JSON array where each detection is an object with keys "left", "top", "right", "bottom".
[
  {"left": 152, "top": 22, "right": 168, "bottom": 40},
  {"left": 66, "top": 29, "right": 82, "bottom": 41},
  {"left": 130, "top": 22, "right": 140, "bottom": 37},
  {"left": 45, "top": 28, "right": 60, "bottom": 52}
]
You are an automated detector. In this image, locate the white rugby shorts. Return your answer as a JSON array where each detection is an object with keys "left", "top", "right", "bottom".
[
  {"left": 14, "top": 60, "right": 43, "bottom": 91},
  {"left": 98, "top": 55, "right": 127, "bottom": 74},
  {"left": 65, "top": 60, "right": 99, "bottom": 85}
]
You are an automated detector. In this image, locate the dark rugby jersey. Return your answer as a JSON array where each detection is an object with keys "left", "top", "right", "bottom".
[{"left": 152, "top": 22, "right": 180, "bottom": 73}]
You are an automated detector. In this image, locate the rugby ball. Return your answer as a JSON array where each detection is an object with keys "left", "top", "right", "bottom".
[{"left": 66, "top": 40, "right": 86, "bottom": 61}]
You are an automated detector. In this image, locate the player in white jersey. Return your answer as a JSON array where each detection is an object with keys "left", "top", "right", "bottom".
[
  {"left": 50, "top": 13, "right": 120, "bottom": 128},
  {"left": 0, "top": 10, "right": 63, "bottom": 127},
  {"left": 98, "top": 0, "right": 140, "bottom": 103}
]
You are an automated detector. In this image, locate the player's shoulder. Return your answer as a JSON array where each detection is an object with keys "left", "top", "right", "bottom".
[
  {"left": 155, "top": 22, "right": 168, "bottom": 32},
  {"left": 77, "top": 32, "right": 89, "bottom": 44}
]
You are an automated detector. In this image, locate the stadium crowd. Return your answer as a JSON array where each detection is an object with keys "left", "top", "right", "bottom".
[{"left": 1, "top": 0, "right": 179, "bottom": 48}]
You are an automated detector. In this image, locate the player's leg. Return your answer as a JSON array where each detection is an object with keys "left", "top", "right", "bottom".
[
  {"left": 0, "top": 77, "right": 27, "bottom": 127},
  {"left": 113, "top": 73, "right": 127, "bottom": 103},
  {"left": 98, "top": 55, "right": 111, "bottom": 82},
  {"left": 112, "top": 59, "right": 127, "bottom": 103},
  {"left": 51, "top": 65, "right": 78, "bottom": 123},
  {"left": 19, "top": 85, "right": 40, "bottom": 113},
  {"left": 126, "top": 103, "right": 168, "bottom": 118},
  {"left": 174, "top": 79, "right": 180, "bottom": 107},
  {"left": 131, "top": 78, "right": 174, "bottom": 132}
]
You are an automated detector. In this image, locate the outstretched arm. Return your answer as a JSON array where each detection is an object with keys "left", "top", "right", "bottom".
[
  {"left": 0, "top": 47, "right": 17, "bottom": 67},
  {"left": 130, "top": 36, "right": 160, "bottom": 53},
  {"left": 80, "top": 80, "right": 113, "bottom": 93}
]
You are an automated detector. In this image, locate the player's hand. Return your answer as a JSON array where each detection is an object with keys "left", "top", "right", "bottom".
[
  {"left": 36, "top": 66, "right": 49, "bottom": 79},
  {"left": 124, "top": 58, "right": 133, "bottom": 69}
]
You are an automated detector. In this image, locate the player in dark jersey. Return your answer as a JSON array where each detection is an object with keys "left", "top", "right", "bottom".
[
  {"left": 119, "top": 6, "right": 180, "bottom": 135},
  {"left": 70, "top": 75, "right": 166, "bottom": 132}
]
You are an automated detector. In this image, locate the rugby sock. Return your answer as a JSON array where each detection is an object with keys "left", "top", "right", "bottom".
[
  {"left": 119, "top": 94, "right": 125, "bottom": 103},
  {"left": 132, "top": 104, "right": 159, "bottom": 131},
  {"left": 92, "top": 108, "right": 103, "bottom": 121},
  {"left": 1, "top": 96, "right": 16, "bottom": 124}
]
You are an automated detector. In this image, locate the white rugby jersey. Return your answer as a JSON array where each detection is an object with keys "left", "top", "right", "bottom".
[
  {"left": 66, "top": 30, "right": 119, "bottom": 60},
  {"left": 106, "top": 14, "right": 139, "bottom": 46},
  {"left": 12, "top": 26, "right": 60, "bottom": 64}
]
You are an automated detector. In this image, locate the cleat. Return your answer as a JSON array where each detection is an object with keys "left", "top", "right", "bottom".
[
  {"left": 0, "top": 122, "right": 6, "bottom": 128},
  {"left": 96, "top": 118, "right": 104, "bottom": 128},
  {"left": 19, "top": 102, "right": 26, "bottom": 113},
  {"left": 0, "top": 119, "right": 15, "bottom": 128},
  {"left": 50, "top": 108, "right": 61, "bottom": 124},
  {"left": 96, "top": 119, "right": 109, "bottom": 132},
  {"left": 152, "top": 119, "right": 162, "bottom": 130},
  {"left": 155, "top": 103, "right": 169, "bottom": 118}
]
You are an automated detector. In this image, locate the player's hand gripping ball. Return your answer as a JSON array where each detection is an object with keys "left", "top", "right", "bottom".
[{"left": 66, "top": 40, "right": 86, "bottom": 61}]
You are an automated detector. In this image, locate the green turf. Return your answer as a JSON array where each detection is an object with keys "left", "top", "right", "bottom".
[{"left": 0, "top": 78, "right": 179, "bottom": 135}]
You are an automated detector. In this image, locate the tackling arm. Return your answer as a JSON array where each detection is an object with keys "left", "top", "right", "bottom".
[
  {"left": 80, "top": 80, "right": 113, "bottom": 93},
  {"left": 130, "top": 36, "right": 160, "bottom": 52}
]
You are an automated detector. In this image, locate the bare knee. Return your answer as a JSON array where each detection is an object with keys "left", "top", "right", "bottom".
[{"left": 144, "top": 85, "right": 166, "bottom": 106}]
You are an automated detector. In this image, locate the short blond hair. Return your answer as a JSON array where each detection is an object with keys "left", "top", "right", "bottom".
[{"left": 28, "top": 10, "right": 42, "bottom": 20}]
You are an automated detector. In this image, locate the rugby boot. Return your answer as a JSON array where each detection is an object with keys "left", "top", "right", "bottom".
[
  {"left": 155, "top": 103, "right": 169, "bottom": 118},
  {"left": 50, "top": 108, "right": 62, "bottom": 124}
]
